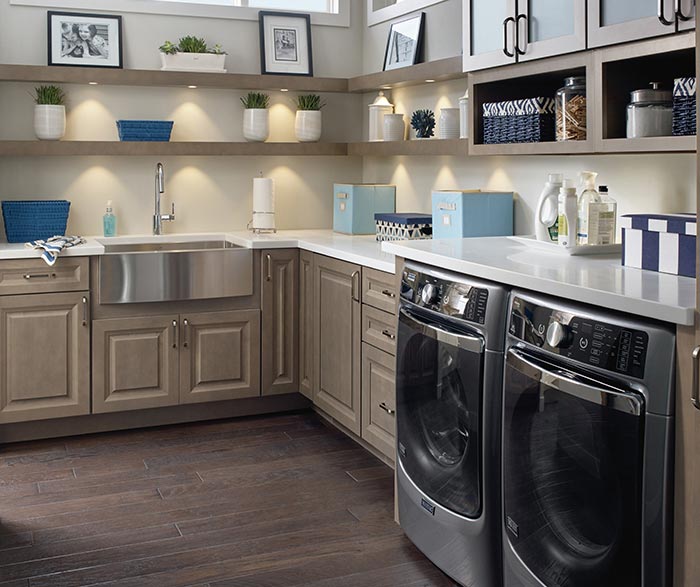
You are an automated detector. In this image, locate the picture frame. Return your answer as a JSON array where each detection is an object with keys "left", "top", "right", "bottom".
[
  {"left": 259, "top": 11, "right": 313, "bottom": 77},
  {"left": 47, "top": 11, "right": 123, "bottom": 68},
  {"left": 383, "top": 12, "right": 425, "bottom": 71}
]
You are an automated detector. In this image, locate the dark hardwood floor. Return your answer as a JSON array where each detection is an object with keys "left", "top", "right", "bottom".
[{"left": 0, "top": 411, "right": 456, "bottom": 586}]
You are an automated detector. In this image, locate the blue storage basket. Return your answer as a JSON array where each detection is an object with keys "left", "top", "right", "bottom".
[
  {"left": 116, "top": 120, "right": 174, "bottom": 142},
  {"left": 2, "top": 200, "right": 70, "bottom": 243}
]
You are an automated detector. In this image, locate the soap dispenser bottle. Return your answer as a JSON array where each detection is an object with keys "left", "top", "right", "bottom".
[
  {"left": 577, "top": 171, "right": 601, "bottom": 245},
  {"left": 535, "top": 173, "right": 563, "bottom": 242},
  {"left": 103, "top": 200, "right": 116, "bottom": 237}
]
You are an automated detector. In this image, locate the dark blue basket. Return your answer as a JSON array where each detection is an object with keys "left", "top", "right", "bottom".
[
  {"left": 2, "top": 200, "right": 70, "bottom": 243},
  {"left": 483, "top": 113, "right": 555, "bottom": 144},
  {"left": 116, "top": 120, "right": 174, "bottom": 142}
]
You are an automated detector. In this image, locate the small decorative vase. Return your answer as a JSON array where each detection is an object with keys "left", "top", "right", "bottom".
[
  {"left": 439, "top": 108, "right": 460, "bottom": 139},
  {"left": 459, "top": 90, "right": 469, "bottom": 139},
  {"left": 369, "top": 91, "right": 394, "bottom": 142},
  {"left": 243, "top": 108, "right": 269, "bottom": 142},
  {"left": 34, "top": 105, "right": 65, "bottom": 141},
  {"left": 295, "top": 110, "right": 322, "bottom": 143},
  {"left": 383, "top": 113, "right": 405, "bottom": 141}
]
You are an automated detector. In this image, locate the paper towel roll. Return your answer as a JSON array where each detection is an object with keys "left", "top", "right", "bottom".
[{"left": 253, "top": 177, "right": 275, "bottom": 214}]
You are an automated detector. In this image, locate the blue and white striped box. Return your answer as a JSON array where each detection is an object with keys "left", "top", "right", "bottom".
[{"left": 621, "top": 213, "right": 696, "bottom": 278}]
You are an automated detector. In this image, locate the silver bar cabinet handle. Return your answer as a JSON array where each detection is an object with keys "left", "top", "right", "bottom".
[
  {"left": 515, "top": 13, "right": 528, "bottom": 55},
  {"left": 676, "top": 0, "right": 693, "bottom": 20},
  {"left": 351, "top": 270, "right": 360, "bottom": 303},
  {"left": 172, "top": 320, "right": 178, "bottom": 349},
  {"left": 81, "top": 296, "right": 88, "bottom": 326},
  {"left": 183, "top": 318, "right": 189, "bottom": 348},
  {"left": 502, "top": 17, "right": 516, "bottom": 57},
  {"left": 382, "top": 329, "right": 396, "bottom": 340},
  {"left": 381, "top": 289, "right": 396, "bottom": 298},
  {"left": 24, "top": 273, "right": 55, "bottom": 280},
  {"left": 692, "top": 346, "right": 700, "bottom": 409},
  {"left": 658, "top": 0, "right": 675, "bottom": 25},
  {"left": 266, "top": 253, "right": 272, "bottom": 282},
  {"left": 379, "top": 402, "right": 395, "bottom": 415}
]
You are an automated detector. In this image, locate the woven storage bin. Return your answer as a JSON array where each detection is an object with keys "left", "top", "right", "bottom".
[
  {"left": 673, "top": 77, "right": 696, "bottom": 136},
  {"left": 116, "top": 120, "right": 174, "bottom": 142},
  {"left": 374, "top": 213, "right": 432, "bottom": 242},
  {"left": 483, "top": 98, "right": 555, "bottom": 144},
  {"left": 2, "top": 200, "right": 70, "bottom": 243}
]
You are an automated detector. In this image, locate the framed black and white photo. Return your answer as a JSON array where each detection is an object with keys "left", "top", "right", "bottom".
[
  {"left": 259, "top": 11, "right": 312, "bottom": 77},
  {"left": 48, "top": 11, "right": 123, "bottom": 68},
  {"left": 383, "top": 12, "right": 425, "bottom": 71}
]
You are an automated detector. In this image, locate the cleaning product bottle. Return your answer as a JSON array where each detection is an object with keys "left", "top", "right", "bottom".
[
  {"left": 558, "top": 179, "right": 577, "bottom": 248},
  {"left": 103, "top": 200, "right": 116, "bottom": 237},
  {"left": 535, "top": 173, "right": 563, "bottom": 242},
  {"left": 597, "top": 185, "right": 618, "bottom": 245},
  {"left": 576, "top": 171, "right": 601, "bottom": 245}
]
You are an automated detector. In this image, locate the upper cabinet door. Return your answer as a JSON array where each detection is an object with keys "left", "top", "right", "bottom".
[
  {"left": 588, "top": 0, "right": 678, "bottom": 48},
  {"left": 677, "top": 0, "right": 696, "bottom": 31},
  {"left": 463, "top": 0, "right": 518, "bottom": 72},
  {"left": 516, "top": 0, "right": 587, "bottom": 62}
]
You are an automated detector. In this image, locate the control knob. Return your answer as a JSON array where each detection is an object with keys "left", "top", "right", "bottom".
[
  {"left": 546, "top": 321, "right": 572, "bottom": 348},
  {"left": 421, "top": 283, "right": 438, "bottom": 305}
]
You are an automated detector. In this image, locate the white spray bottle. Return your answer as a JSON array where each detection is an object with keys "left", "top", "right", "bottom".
[{"left": 535, "top": 173, "right": 563, "bottom": 242}]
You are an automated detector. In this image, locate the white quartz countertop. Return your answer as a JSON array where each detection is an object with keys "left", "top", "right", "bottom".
[
  {"left": 382, "top": 237, "right": 696, "bottom": 326},
  {"left": 0, "top": 238, "right": 104, "bottom": 259}
]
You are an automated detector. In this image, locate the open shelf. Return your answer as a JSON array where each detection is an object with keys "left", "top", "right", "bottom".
[
  {"left": 0, "top": 141, "right": 349, "bottom": 157},
  {"left": 348, "top": 138, "right": 467, "bottom": 157},
  {"left": 348, "top": 56, "right": 464, "bottom": 93}
]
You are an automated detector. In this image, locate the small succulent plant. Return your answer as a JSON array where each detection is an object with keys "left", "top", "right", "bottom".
[
  {"left": 209, "top": 44, "right": 226, "bottom": 55},
  {"left": 158, "top": 40, "right": 178, "bottom": 55},
  {"left": 159, "top": 37, "right": 227, "bottom": 55},
  {"left": 241, "top": 92, "right": 270, "bottom": 109},
  {"left": 295, "top": 94, "right": 326, "bottom": 111},
  {"left": 33, "top": 85, "right": 66, "bottom": 106},
  {"left": 410, "top": 109, "right": 435, "bottom": 138}
]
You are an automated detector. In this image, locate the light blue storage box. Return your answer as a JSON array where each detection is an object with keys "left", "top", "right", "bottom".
[
  {"left": 431, "top": 190, "right": 514, "bottom": 239},
  {"left": 333, "top": 184, "right": 396, "bottom": 235}
]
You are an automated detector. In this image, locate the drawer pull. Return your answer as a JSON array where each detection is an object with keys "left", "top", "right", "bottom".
[
  {"left": 24, "top": 273, "right": 55, "bottom": 280},
  {"left": 381, "top": 289, "right": 396, "bottom": 298},
  {"left": 379, "top": 402, "right": 395, "bottom": 416},
  {"left": 382, "top": 329, "right": 396, "bottom": 340},
  {"left": 81, "top": 296, "right": 88, "bottom": 326}
]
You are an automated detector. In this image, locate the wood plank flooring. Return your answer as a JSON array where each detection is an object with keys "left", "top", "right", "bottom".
[{"left": 0, "top": 411, "right": 456, "bottom": 586}]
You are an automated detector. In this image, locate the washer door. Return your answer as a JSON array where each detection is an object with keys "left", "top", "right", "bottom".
[
  {"left": 503, "top": 348, "right": 645, "bottom": 587},
  {"left": 396, "top": 305, "right": 485, "bottom": 518}
]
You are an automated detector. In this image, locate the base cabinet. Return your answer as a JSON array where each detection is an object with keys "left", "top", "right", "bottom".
[
  {"left": 0, "top": 292, "right": 90, "bottom": 424},
  {"left": 361, "top": 343, "right": 396, "bottom": 460}
]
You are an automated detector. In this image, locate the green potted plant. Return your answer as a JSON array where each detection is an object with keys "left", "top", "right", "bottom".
[
  {"left": 33, "top": 85, "right": 66, "bottom": 141},
  {"left": 294, "top": 94, "right": 326, "bottom": 143},
  {"left": 241, "top": 92, "right": 270, "bottom": 142},
  {"left": 159, "top": 36, "right": 227, "bottom": 72}
]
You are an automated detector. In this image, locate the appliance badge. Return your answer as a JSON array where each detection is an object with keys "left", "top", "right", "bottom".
[
  {"left": 506, "top": 516, "right": 519, "bottom": 538},
  {"left": 420, "top": 498, "right": 436, "bottom": 516}
]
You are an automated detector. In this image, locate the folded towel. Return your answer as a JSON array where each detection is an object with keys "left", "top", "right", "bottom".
[{"left": 25, "top": 236, "right": 86, "bottom": 266}]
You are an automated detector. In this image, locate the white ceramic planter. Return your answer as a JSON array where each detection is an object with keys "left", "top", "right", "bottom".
[
  {"left": 383, "top": 113, "right": 405, "bottom": 141},
  {"left": 243, "top": 109, "right": 269, "bottom": 142},
  {"left": 160, "top": 52, "right": 226, "bottom": 73},
  {"left": 295, "top": 110, "right": 322, "bottom": 143},
  {"left": 34, "top": 105, "right": 65, "bottom": 141},
  {"left": 438, "top": 108, "right": 460, "bottom": 140}
]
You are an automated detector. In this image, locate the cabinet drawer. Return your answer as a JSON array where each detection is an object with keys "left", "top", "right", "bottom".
[
  {"left": 361, "top": 343, "right": 396, "bottom": 461},
  {"left": 362, "top": 305, "right": 396, "bottom": 356},
  {"left": 362, "top": 267, "right": 396, "bottom": 314},
  {"left": 0, "top": 257, "right": 89, "bottom": 296}
]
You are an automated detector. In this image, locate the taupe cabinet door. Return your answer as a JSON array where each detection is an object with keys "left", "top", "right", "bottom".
[
  {"left": 180, "top": 310, "right": 261, "bottom": 404},
  {"left": 261, "top": 250, "right": 299, "bottom": 397},
  {"left": 0, "top": 292, "right": 90, "bottom": 424},
  {"left": 313, "top": 255, "right": 362, "bottom": 435},
  {"left": 299, "top": 250, "right": 314, "bottom": 400},
  {"left": 361, "top": 343, "right": 396, "bottom": 461},
  {"left": 92, "top": 315, "right": 179, "bottom": 413}
]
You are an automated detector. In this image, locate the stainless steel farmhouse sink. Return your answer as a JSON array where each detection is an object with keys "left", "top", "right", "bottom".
[{"left": 98, "top": 239, "right": 253, "bottom": 304}]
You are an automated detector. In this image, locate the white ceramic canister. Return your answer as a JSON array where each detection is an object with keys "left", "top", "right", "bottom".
[
  {"left": 34, "top": 105, "right": 66, "bottom": 141},
  {"left": 438, "top": 108, "right": 460, "bottom": 140},
  {"left": 369, "top": 91, "right": 394, "bottom": 142},
  {"left": 383, "top": 113, "right": 405, "bottom": 141},
  {"left": 459, "top": 90, "right": 469, "bottom": 139},
  {"left": 243, "top": 109, "right": 269, "bottom": 142},
  {"left": 295, "top": 110, "right": 322, "bottom": 142}
]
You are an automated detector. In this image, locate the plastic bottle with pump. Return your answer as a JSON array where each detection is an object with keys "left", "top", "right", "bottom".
[
  {"left": 577, "top": 171, "right": 602, "bottom": 245},
  {"left": 557, "top": 179, "right": 577, "bottom": 248},
  {"left": 535, "top": 173, "right": 563, "bottom": 242},
  {"left": 103, "top": 200, "right": 116, "bottom": 237}
]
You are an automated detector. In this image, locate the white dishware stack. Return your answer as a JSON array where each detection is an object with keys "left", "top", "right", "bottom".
[
  {"left": 243, "top": 109, "right": 269, "bottom": 142},
  {"left": 438, "top": 108, "right": 460, "bottom": 139},
  {"left": 383, "top": 113, "right": 406, "bottom": 141},
  {"left": 459, "top": 90, "right": 469, "bottom": 139},
  {"left": 251, "top": 176, "right": 276, "bottom": 233},
  {"left": 369, "top": 91, "right": 394, "bottom": 141}
]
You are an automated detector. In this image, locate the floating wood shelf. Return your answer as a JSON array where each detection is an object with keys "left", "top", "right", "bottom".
[
  {"left": 470, "top": 140, "right": 595, "bottom": 156},
  {"left": 0, "top": 141, "right": 349, "bottom": 157},
  {"left": 597, "top": 136, "right": 696, "bottom": 153},
  {"left": 348, "top": 56, "right": 464, "bottom": 93},
  {"left": 348, "top": 139, "right": 467, "bottom": 157}
]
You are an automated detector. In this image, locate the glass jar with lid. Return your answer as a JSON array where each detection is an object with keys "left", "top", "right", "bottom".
[
  {"left": 626, "top": 82, "right": 673, "bottom": 138},
  {"left": 555, "top": 76, "right": 587, "bottom": 142}
]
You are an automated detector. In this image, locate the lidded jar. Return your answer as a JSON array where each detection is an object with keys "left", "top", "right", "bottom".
[
  {"left": 555, "top": 76, "right": 587, "bottom": 141},
  {"left": 626, "top": 82, "right": 673, "bottom": 138},
  {"left": 368, "top": 91, "right": 394, "bottom": 142}
]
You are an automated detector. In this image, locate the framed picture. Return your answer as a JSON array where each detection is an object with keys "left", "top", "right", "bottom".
[
  {"left": 48, "top": 11, "right": 123, "bottom": 68},
  {"left": 383, "top": 12, "right": 425, "bottom": 71},
  {"left": 259, "top": 11, "right": 313, "bottom": 77}
]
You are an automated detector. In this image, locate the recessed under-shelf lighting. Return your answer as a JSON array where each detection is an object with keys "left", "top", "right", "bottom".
[
  {"left": 380, "top": 85, "right": 392, "bottom": 90},
  {"left": 280, "top": 88, "right": 289, "bottom": 92},
  {"left": 425, "top": 79, "right": 436, "bottom": 83},
  {"left": 187, "top": 85, "right": 198, "bottom": 89},
  {"left": 88, "top": 81, "right": 98, "bottom": 85}
]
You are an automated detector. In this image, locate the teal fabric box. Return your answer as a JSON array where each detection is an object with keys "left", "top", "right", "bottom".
[
  {"left": 431, "top": 190, "right": 514, "bottom": 239},
  {"left": 333, "top": 184, "right": 396, "bottom": 235}
]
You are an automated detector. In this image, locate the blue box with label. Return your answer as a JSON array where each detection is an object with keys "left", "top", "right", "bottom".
[
  {"left": 431, "top": 190, "right": 514, "bottom": 239},
  {"left": 333, "top": 184, "right": 396, "bottom": 235}
]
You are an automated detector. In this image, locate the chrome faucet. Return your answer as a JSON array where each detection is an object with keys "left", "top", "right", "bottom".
[{"left": 153, "top": 162, "right": 175, "bottom": 235}]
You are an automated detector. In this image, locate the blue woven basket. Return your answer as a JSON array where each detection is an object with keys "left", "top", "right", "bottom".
[
  {"left": 2, "top": 200, "right": 70, "bottom": 243},
  {"left": 482, "top": 98, "right": 556, "bottom": 144},
  {"left": 116, "top": 120, "right": 174, "bottom": 142}
]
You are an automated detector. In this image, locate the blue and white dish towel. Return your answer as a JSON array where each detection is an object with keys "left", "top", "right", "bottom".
[{"left": 25, "top": 236, "right": 85, "bottom": 266}]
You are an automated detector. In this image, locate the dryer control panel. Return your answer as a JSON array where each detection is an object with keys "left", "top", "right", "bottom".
[{"left": 509, "top": 296, "right": 649, "bottom": 379}]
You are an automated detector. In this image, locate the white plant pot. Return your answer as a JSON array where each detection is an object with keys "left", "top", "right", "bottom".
[
  {"left": 295, "top": 110, "right": 322, "bottom": 143},
  {"left": 34, "top": 105, "right": 65, "bottom": 141},
  {"left": 160, "top": 52, "right": 226, "bottom": 73},
  {"left": 243, "top": 109, "right": 269, "bottom": 142}
]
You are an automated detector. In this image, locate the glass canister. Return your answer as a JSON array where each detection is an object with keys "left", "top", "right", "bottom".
[
  {"left": 368, "top": 91, "right": 394, "bottom": 142},
  {"left": 626, "top": 82, "right": 673, "bottom": 138},
  {"left": 555, "top": 76, "right": 587, "bottom": 141}
]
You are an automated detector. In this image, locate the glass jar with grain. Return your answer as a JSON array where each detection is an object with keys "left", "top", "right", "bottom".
[{"left": 555, "top": 76, "right": 587, "bottom": 141}]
